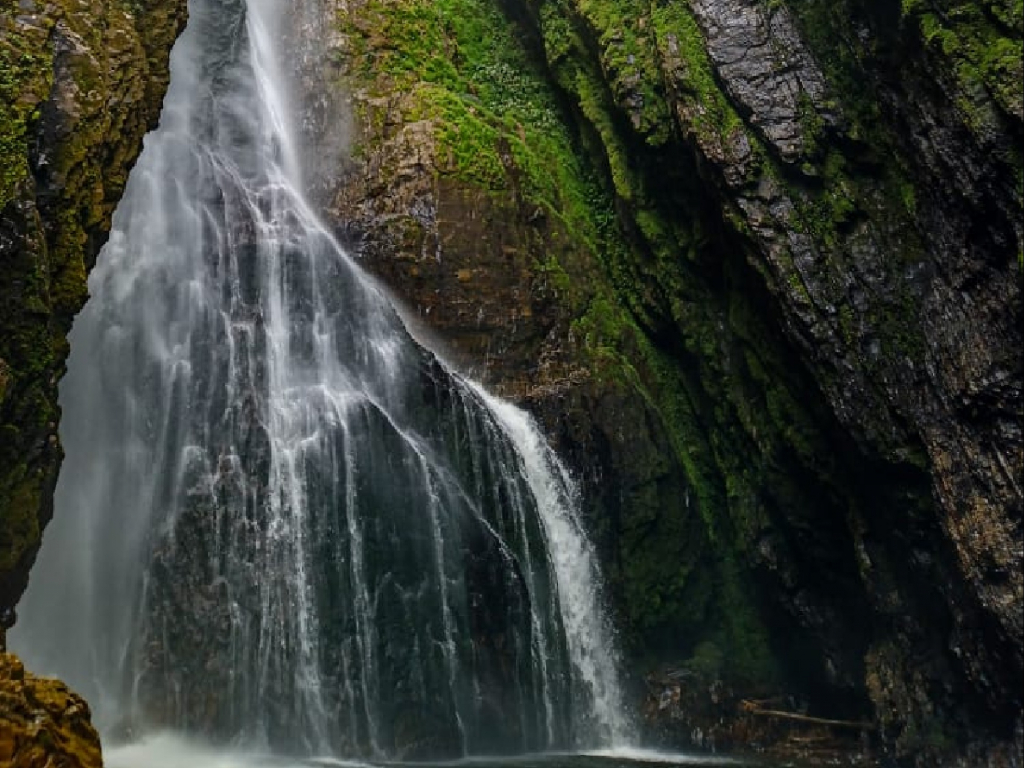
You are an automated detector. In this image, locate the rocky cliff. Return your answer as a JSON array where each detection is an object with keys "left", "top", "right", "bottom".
[
  {"left": 0, "top": 0, "right": 188, "bottom": 638},
  {"left": 0, "top": 0, "right": 1020, "bottom": 764},
  {"left": 327, "top": 0, "right": 1022, "bottom": 764}
]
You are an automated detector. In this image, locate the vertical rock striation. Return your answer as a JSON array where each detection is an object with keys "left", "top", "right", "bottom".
[{"left": 0, "top": 0, "right": 1018, "bottom": 763}]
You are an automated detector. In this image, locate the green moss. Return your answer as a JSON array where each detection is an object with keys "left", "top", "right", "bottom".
[
  {"left": 908, "top": 1, "right": 1023, "bottom": 121},
  {"left": 1, "top": 0, "right": 186, "bottom": 613},
  {"left": 567, "top": 285, "right": 785, "bottom": 684},
  {"left": 533, "top": 254, "right": 573, "bottom": 296},
  {"left": 716, "top": 554, "right": 778, "bottom": 684},
  {"left": 347, "top": 0, "right": 606, "bottom": 250},
  {"left": 341, "top": 0, "right": 865, "bottom": 691},
  {"left": 685, "top": 640, "right": 724, "bottom": 677},
  {"left": 572, "top": 0, "right": 673, "bottom": 143},
  {"left": 0, "top": 16, "right": 55, "bottom": 209},
  {"left": 0, "top": 468, "right": 42, "bottom": 573},
  {"left": 515, "top": 2, "right": 803, "bottom": 684},
  {"left": 784, "top": 0, "right": 1021, "bottom": 241},
  {"left": 649, "top": 2, "right": 745, "bottom": 144}
]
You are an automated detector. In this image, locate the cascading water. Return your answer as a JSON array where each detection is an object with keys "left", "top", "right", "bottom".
[{"left": 12, "top": 0, "right": 629, "bottom": 758}]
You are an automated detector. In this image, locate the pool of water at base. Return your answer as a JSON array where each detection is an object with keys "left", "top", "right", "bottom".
[{"left": 104, "top": 735, "right": 770, "bottom": 768}]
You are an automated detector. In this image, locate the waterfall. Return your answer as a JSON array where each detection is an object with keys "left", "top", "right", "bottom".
[{"left": 11, "top": 0, "right": 629, "bottom": 758}]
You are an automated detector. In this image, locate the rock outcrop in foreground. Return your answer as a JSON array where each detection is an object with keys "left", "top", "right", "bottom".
[{"left": 0, "top": 653, "right": 101, "bottom": 768}]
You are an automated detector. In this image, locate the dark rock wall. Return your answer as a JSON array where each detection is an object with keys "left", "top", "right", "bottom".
[
  {"left": 327, "top": 0, "right": 1022, "bottom": 763},
  {"left": 0, "top": 0, "right": 188, "bottom": 637}
]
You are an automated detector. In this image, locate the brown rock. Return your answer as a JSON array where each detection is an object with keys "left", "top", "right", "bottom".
[{"left": 0, "top": 653, "right": 102, "bottom": 768}]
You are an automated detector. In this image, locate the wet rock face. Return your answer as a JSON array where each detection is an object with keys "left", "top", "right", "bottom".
[
  {"left": 0, "top": 0, "right": 1015, "bottom": 763},
  {"left": 675, "top": 0, "right": 1022, "bottom": 758},
  {"left": 0, "top": 0, "right": 188, "bottom": 632},
  {"left": 333, "top": 117, "right": 568, "bottom": 390},
  {"left": 0, "top": 652, "right": 102, "bottom": 768},
  {"left": 326, "top": 0, "right": 734, "bottom": 688},
  {"left": 688, "top": 0, "right": 839, "bottom": 163},
  {"left": 643, "top": 666, "right": 876, "bottom": 764},
  {"left": 325, "top": 0, "right": 1021, "bottom": 763}
]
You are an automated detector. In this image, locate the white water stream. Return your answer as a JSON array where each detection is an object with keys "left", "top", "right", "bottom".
[{"left": 12, "top": 0, "right": 630, "bottom": 759}]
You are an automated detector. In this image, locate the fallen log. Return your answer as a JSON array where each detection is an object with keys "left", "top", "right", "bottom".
[{"left": 739, "top": 700, "right": 874, "bottom": 730}]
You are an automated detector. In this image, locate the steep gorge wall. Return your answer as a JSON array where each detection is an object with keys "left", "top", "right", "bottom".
[
  {"left": 327, "top": 0, "right": 1022, "bottom": 763},
  {"left": 0, "top": 0, "right": 187, "bottom": 639}
]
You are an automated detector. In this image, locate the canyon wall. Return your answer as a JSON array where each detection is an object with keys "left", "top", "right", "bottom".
[{"left": 326, "top": 0, "right": 1021, "bottom": 763}]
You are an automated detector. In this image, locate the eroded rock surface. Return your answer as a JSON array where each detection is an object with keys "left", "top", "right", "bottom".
[{"left": 0, "top": 0, "right": 1019, "bottom": 764}]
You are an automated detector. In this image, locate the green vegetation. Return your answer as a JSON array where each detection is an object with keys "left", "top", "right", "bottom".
[
  {"left": 0, "top": 16, "right": 54, "bottom": 210},
  {"left": 903, "top": 0, "right": 1023, "bottom": 121},
  {"left": 0, "top": 467, "right": 43, "bottom": 574},
  {"left": 338, "top": 0, "right": 793, "bottom": 685},
  {"left": 0, "top": 0, "right": 1017, "bottom": 754},
  {"left": 0, "top": 9, "right": 58, "bottom": 603},
  {"left": 649, "top": 2, "right": 745, "bottom": 143}
]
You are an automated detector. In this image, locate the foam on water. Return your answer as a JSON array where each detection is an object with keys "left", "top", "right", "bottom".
[
  {"left": 105, "top": 734, "right": 294, "bottom": 768},
  {"left": 582, "top": 748, "right": 740, "bottom": 765},
  {"left": 103, "top": 738, "right": 742, "bottom": 768}
]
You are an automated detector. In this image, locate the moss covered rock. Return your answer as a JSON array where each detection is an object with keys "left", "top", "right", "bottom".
[
  {"left": 325, "top": 0, "right": 1022, "bottom": 763},
  {"left": 0, "top": 652, "right": 101, "bottom": 768},
  {"left": 1, "top": 0, "right": 1017, "bottom": 763}
]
